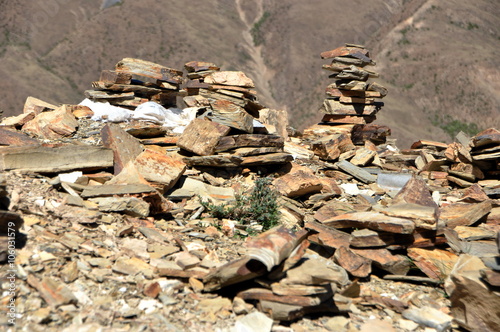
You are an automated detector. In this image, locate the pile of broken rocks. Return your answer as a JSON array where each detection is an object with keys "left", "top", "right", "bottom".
[{"left": 0, "top": 54, "right": 499, "bottom": 332}]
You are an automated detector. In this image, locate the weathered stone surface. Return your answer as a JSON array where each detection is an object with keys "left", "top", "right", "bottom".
[
  {"left": 303, "top": 124, "right": 355, "bottom": 139},
  {"left": 439, "top": 201, "right": 492, "bottom": 229},
  {"left": 140, "top": 136, "right": 178, "bottom": 146},
  {"left": 115, "top": 58, "right": 183, "bottom": 84},
  {"left": 0, "top": 145, "right": 113, "bottom": 172},
  {"left": 445, "top": 142, "right": 472, "bottom": 163},
  {"left": 209, "top": 99, "right": 254, "bottom": 133},
  {"left": 351, "top": 124, "right": 391, "bottom": 145},
  {"left": 26, "top": 275, "right": 77, "bottom": 308},
  {"left": 318, "top": 178, "right": 343, "bottom": 195},
  {"left": 183, "top": 154, "right": 244, "bottom": 167},
  {"left": 459, "top": 183, "right": 489, "bottom": 203},
  {"left": 311, "top": 133, "right": 355, "bottom": 161},
  {"left": 352, "top": 248, "right": 410, "bottom": 275},
  {"left": 350, "top": 147, "right": 376, "bottom": 166},
  {"left": 233, "top": 311, "right": 273, "bottom": 332},
  {"left": 320, "top": 45, "right": 370, "bottom": 59},
  {"left": 392, "top": 176, "right": 437, "bottom": 207},
  {"left": 99, "top": 70, "right": 132, "bottom": 84},
  {"left": 177, "top": 118, "right": 231, "bottom": 156},
  {"left": 334, "top": 246, "right": 372, "bottom": 277},
  {"left": 230, "top": 147, "right": 283, "bottom": 157},
  {"left": 23, "top": 96, "right": 57, "bottom": 115},
  {"left": 321, "top": 114, "right": 376, "bottom": 125},
  {"left": 319, "top": 99, "right": 380, "bottom": 116},
  {"left": 237, "top": 288, "right": 324, "bottom": 306},
  {"left": 22, "top": 105, "right": 78, "bottom": 139},
  {"left": 60, "top": 261, "right": 79, "bottom": 283},
  {"left": 306, "top": 221, "right": 351, "bottom": 249},
  {"left": 407, "top": 248, "right": 459, "bottom": 280},
  {"left": 134, "top": 149, "right": 186, "bottom": 190},
  {"left": 470, "top": 128, "right": 500, "bottom": 148},
  {"left": 349, "top": 228, "right": 395, "bottom": 248},
  {"left": 481, "top": 269, "right": 500, "bottom": 287},
  {"left": 88, "top": 196, "right": 150, "bottom": 217},
  {"left": 0, "top": 112, "right": 36, "bottom": 128},
  {"left": 312, "top": 201, "right": 355, "bottom": 223},
  {"left": 169, "top": 177, "right": 235, "bottom": 203},
  {"left": 454, "top": 226, "right": 497, "bottom": 241},
  {"left": 101, "top": 123, "right": 144, "bottom": 175},
  {"left": 122, "top": 122, "right": 168, "bottom": 138},
  {"left": 374, "top": 203, "right": 438, "bottom": 230},
  {"left": 240, "top": 152, "right": 293, "bottom": 166},
  {"left": 336, "top": 160, "right": 377, "bottom": 183},
  {"left": 80, "top": 183, "right": 156, "bottom": 198},
  {"left": 324, "top": 211, "right": 415, "bottom": 234},
  {"left": 402, "top": 306, "right": 453, "bottom": 332},
  {"left": 273, "top": 163, "right": 322, "bottom": 198},
  {"left": 156, "top": 259, "right": 208, "bottom": 279},
  {"left": 445, "top": 254, "right": 500, "bottom": 331},
  {"left": 280, "top": 253, "right": 349, "bottom": 286},
  {"left": 175, "top": 251, "right": 201, "bottom": 270},
  {"left": 259, "top": 108, "right": 289, "bottom": 141},
  {"left": 271, "top": 283, "right": 331, "bottom": 297},
  {"left": 184, "top": 61, "right": 220, "bottom": 73},
  {"left": 215, "top": 134, "right": 284, "bottom": 152},
  {"left": 112, "top": 256, "right": 152, "bottom": 276},
  {"left": 204, "top": 71, "right": 255, "bottom": 87}
]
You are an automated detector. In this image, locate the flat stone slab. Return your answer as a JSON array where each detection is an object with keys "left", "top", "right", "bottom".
[
  {"left": 323, "top": 211, "right": 415, "bottom": 234},
  {"left": 0, "top": 145, "right": 113, "bottom": 173}
]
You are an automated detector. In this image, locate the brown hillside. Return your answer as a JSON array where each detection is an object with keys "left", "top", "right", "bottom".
[{"left": 1, "top": 0, "right": 498, "bottom": 148}]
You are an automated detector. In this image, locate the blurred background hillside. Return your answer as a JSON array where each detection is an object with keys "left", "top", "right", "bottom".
[{"left": 1, "top": 0, "right": 498, "bottom": 147}]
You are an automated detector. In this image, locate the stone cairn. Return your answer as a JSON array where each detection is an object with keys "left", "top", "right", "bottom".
[
  {"left": 177, "top": 61, "right": 292, "bottom": 168},
  {"left": 85, "top": 58, "right": 184, "bottom": 109},
  {"left": 306, "top": 43, "right": 391, "bottom": 147}
]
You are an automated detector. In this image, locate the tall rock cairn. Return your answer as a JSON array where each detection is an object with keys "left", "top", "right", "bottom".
[{"left": 319, "top": 43, "right": 390, "bottom": 145}]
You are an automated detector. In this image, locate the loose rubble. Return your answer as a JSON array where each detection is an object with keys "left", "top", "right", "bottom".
[{"left": 0, "top": 44, "right": 499, "bottom": 331}]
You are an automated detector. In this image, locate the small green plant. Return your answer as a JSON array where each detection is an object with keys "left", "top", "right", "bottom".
[
  {"left": 467, "top": 22, "right": 479, "bottom": 30},
  {"left": 398, "top": 26, "right": 411, "bottom": 45},
  {"left": 250, "top": 11, "right": 271, "bottom": 46},
  {"left": 201, "top": 177, "right": 281, "bottom": 232},
  {"left": 429, "top": 113, "right": 479, "bottom": 138},
  {"left": 403, "top": 83, "right": 414, "bottom": 90}
]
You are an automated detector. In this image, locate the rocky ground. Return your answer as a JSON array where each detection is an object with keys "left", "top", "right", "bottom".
[
  {"left": 0, "top": 49, "right": 499, "bottom": 331},
  {"left": 0, "top": 112, "right": 498, "bottom": 332}
]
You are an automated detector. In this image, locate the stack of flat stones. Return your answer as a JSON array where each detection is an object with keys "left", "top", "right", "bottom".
[
  {"left": 85, "top": 58, "right": 184, "bottom": 109},
  {"left": 318, "top": 44, "right": 390, "bottom": 145}
]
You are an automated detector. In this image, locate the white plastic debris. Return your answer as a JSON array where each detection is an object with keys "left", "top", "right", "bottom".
[
  {"left": 80, "top": 98, "right": 133, "bottom": 123},
  {"left": 138, "top": 299, "right": 163, "bottom": 314},
  {"left": 432, "top": 191, "right": 441, "bottom": 205},
  {"left": 59, "top": 171, "right": 83, "bottom": 183},
  {"left": 232, "top": 311, "right": 273, "bottom": 332},
  {"left": 132, "top": 102, "right": 198, "bottom": 133},
  {"left": 340, "top": 183, "right": 360, "bottom": 196},
  {"left": 402, "top": 306, "right": 452, "bottom": 332},
  {"left": 80, "top": 99, "right": 199, "bottom": 134}
]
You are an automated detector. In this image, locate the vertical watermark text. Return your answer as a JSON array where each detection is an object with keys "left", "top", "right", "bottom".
[{"left": 5, "top": 223, "right": 17, "bottom": 325}]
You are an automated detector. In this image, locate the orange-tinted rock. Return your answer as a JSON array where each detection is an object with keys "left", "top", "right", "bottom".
[
  {"left": 101, "top": 123, "right": 144, "bottom": 175},
  {"left": 22, "top": 105, "right": 78, "bottom": 139},
  {"left": 273, "top": 163, "right": 322, "bottom": 198},
  {"left": 439, "top": 201, "right": 492, "bottom": 229},
  {"left": 177, "top": 118, "right": 231, "bottom": 156},
  {"left": 323, "top": 211, "right": 415, "bottom": 234},
  {"left": 134, "top": 149, "right": 186, "bottom": 191},
  {"left": 0, "top": 127, "right": 40, "bottom": 146},
  {"left": 334, "top": 246, "right": 372, "bottom": 277},
  {"left": 204, "top": 71, "right": 255, "bottom": 87},
  {"left": 408, "top": 248, "right": 458, "bottom": 280}
]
